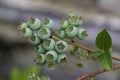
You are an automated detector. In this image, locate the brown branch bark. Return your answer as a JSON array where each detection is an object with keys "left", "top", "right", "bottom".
[{"left": 76, "top": 65, "right": 120, "bottom": 80}]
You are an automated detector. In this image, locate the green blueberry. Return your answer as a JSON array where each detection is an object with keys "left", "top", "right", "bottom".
[
  {"left": 80, "top": 50, "right": 88, "bottom": 59},
  {"left": 55, "top": 40, "right": 68, "bottom": 53},
  {"left": 36, "top": 44, "right": 46, "bottom": 54},
  {"left": 28, "top": 33, "right": 41, "bottom": 45},
  {"left": 20, "top": 27, "right": 32, "bottom": 38},
  {"left": 28, "top": 17, "right": 41, "bottom": 30},
  {"left": 18, "top": 22, "right": 28, "bottom": 29},
  {"left": 59, "top": 19, "right": 68, "bottom": 30},
  {"left": 77, "top": 29, "right": 88, "bottom": 40},
  {"left": 43, "top": 38, "right": 55, "bottom": 50},
  {"left": 73, "top": 45, "right": 80, "bottom": 54},
  {"left": 68, "top": 14, "right": 82, "bottom": 27},
  {"left": 46, "top": 62, "right": 55, "bottom": 70},
  {"left": 65, "top": 26, "right": 77, "bottom": 38},
  {"left": 34, "top": 54, "right": 46, "bottom": 65},
  {"left": 56, "top": 29, "right": 65, "bottom": 39},
  {"left": 57, "top": 53, "right": 67, "bottom": 65},
  {"left": 46, "top": 50, "right": 58, "bottom": 62},
  {"left": 41, "top": 18, "right": 54, "bottom": 29},
  {"left": 38, "top": 27, "right": 51, "bottom": 40},
  {"left": 40, "top": 75, "right": 51, "bottom": 80}
]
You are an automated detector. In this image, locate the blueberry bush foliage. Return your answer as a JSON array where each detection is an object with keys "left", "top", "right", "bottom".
[{"left": 18, "top": 13, "right": 120, "bottom": 80}]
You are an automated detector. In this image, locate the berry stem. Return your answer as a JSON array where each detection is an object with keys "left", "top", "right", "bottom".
[
  {"left": 76, "top": 65, "right": 120, "bottom": 80},
  {"left": 52, "top": 35, "right": 120, "bottom": 61}
]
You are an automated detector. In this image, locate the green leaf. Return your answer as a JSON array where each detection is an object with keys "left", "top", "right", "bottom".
[
  {"left": 10, "top": 67, "right": 20, "bottom": 80},
  {"left": 96, "top": 28, "right": 112, "bottom": 50},
  {"left": 99, "top": 49, "right": 112, "bottom": 70},
  {"left": 21, "top": 65, "right": 39, "bottom": 80},
  {"left": 10, "top": 66, "right": 39, "bottom": 80}
]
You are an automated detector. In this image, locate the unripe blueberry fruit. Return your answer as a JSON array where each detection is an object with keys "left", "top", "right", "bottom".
[
  {"left": 28, "top": 17, "right": 41, "bottom": 30},
  {"left": 43, "top": 38, "right": 55, "bottom": 50},
  {"left": 56, "top": 29, "right": 65, "bottom": 39},
  {"left": 28, "top": 33, "right": 40, "bottom": 45},
  {"left": 57, "top": 53, "right": 67, "bottom": 65},
  {"left": 18, "top": 22, "right": 28, "bottom": 29},
  {"left": 59, "top": 19, "right": 68, "bottom": 30},
  {"left": 77, "top": 29, "right": 88, "bottom": 40},
  {"left": 80, "top": 50, "right": 88, "bottom": 59},
  {"left": 65, "top": 26, "right": 77, "bottom": 38},
  {"left": 46, "top": 62, "right": 55, "bottom": 70},
  {"left": 34, "top": 54, "right": 46, "bottom": 64},
  {"left": 36, "top": 44, "right": 46, "bottom": 54},
  {"left": 41, "top": 18, "right": 54, "bottom": 29},
  {"left": 73, "top": 45, "right": 80, "bottom": 54},
  {"left": 55, "top": 40, "right": 68, "bottom": 53},
  {"left": 38, "top": 27, "right": 51, "bottom": 40},
  {"left": 46, "top": 50, "right": 58, "bottom": 62},
  {"left": 68, "top": 14, "right": 82, "bottom": 27},
  {"left": 20, "top": 27, "right": 32, "bottom": 38}
]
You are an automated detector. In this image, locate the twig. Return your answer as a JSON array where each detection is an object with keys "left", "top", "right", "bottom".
[
  {"left": 52, "top": 35, "right": 120, "bottom": 61},
  {"left": 76, "top": 65, "right": 120, "bottom": 80}
]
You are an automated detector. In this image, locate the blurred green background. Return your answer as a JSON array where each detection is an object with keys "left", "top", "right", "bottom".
[{"left": 0, "top": 0, "right": 120, "bottom": 80}]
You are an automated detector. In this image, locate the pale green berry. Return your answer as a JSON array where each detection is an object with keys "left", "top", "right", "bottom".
[
  {"left": 68, "top": 14, "right": 82, "bottom": 27},
  {"left": 68, "top": 13, "right": 76, "bottom": 17},
  {"left": 46, "top": 50, "right": 58, "bottom": 62},
  {"left": 73, "top": 45, "right": 80, "bottom": 54},
  {"left": 65, "top": 26, "right": 77, "bottom": 38},
  {"left": 46, "top": 62, "right": 55, "bottom": 70},
  {"left": 20, "top": 27, "right": 32, "bottom": 38},
  {"left": 38, "top": 27, "right": 51, "bottom": 40},
  {"left": 41, "top": 18, "right": 54, "bottom": 29},
  {"left": 57, "top": 53, "right": 67, "bottom": 65},
  {"left": 43, "top": 38, "right": 55, "bottom": 50},
  {"left": 55, "top": 40, "right": 68, "bottom": 53},
  {"left": 40, "top": 75, "right": 51, "bottom": 80},
  {"left": 28, "top": 33, "right": 40, "bottom": 45},
  {"left": 80, "top": 50, "right": 88, "bottom": 59},
  {"left": 28, "top": 17, "right": 41, "bottom": 30},
  {"left": 77, "top": 29, "right": 88, "bottom": 40},
  {"left": 36, "top": 44, "right": 46, "bottom": 54},
  {"left": 34, "top": 54, "right": 46, "bottom": 65},
  {"left": 59, "top": 19, "right": 68, "bottom": 30},
  {"left": 18, "top": 22, "right": 28, "bottom": 29},
  {"left": 56, "top": 29, "right": 65, "bottom": 39}
]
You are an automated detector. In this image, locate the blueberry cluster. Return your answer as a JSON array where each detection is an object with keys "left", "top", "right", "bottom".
[
  {"left": 56, "top": 13, "right": 88, "bottom": 40},
  {"left": 28, "top": 73, "right": 51, "bottom": 80},
  {"left": 18, "top": 17, "right": 68, "bottom": 70}
]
